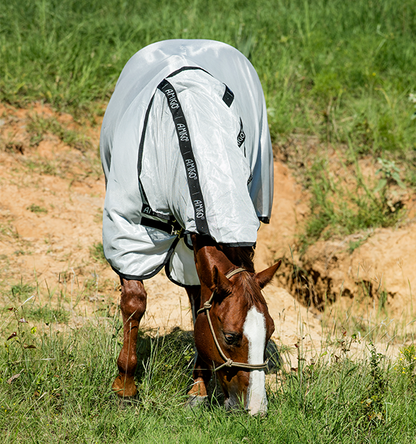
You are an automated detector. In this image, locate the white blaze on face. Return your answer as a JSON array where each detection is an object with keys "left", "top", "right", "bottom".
[{"left": 243, "top": 305, "right": 267, "bottom": 415}]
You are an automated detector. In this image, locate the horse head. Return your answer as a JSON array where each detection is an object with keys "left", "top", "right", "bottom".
[{"left": 194, "top": 243, "right": 281, "bottom": 415}]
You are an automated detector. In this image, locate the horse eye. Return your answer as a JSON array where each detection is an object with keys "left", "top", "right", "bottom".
[{"left": 224, "top": 333, "right": 239, "bottom": 345}]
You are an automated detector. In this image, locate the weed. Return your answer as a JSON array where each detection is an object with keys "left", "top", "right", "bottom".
[
  {"left": 303, "top": 155, "right": 404, "bottom": 245},
  {"left": 377, "top": 290, "right": 388, "bottom": 314},
  {"left": 361, "top": 343, "right": 386, "bottom": 424},
  {"left": 11, "top": 282, "right": 35, "bottom": 302},
  {"left": 39, "top": 307, "right": 69, "bottom": 324},
  {"left": 0, "top": 222, "right": 18, "bottom": 239},
  {"left": 348, "top": 238, "right": 364, "bottom": 253},
  {"left": 89, "top": 242, "right": 106, "bottom": 265},
  {"left": 375, "top": 157, "right": 406, "bottom": 191},
  {"left": 27, "top": 115, "right": 91, "bottom": 151},
  {"left": 396, "top": 344, "right": 416, "bottom": 379},
  {"left": 93, "top": 208, "right": 102, "bottom": 224},
  {"left": 24, "top": 159, "right": 58, "bottom": 176},
  {"left": 27, "top": 204, "right": 48, "bottom": 214},
  {"left": 13, "top": 250, "right": 31, "bottom": 256}
]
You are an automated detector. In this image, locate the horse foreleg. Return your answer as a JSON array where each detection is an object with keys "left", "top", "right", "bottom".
[
  {"left": 185, "top": 286, "right": 211, "bottom": 403},
  {"left": 112, "top": 278, "right": 147, "bottom": 397}
]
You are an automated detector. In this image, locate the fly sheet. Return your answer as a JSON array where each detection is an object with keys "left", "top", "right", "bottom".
[{"left": 100, "top": 39, "right": 273, "bottom": 286}]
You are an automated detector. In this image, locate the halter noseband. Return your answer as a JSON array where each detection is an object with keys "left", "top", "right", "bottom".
[{"left": 196, "top": 268, "right": 269, "bottom": 372}]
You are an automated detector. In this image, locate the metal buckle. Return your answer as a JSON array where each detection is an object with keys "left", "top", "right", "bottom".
[{"left": 171, "top": 220, "right": 184, "bottom": 237}]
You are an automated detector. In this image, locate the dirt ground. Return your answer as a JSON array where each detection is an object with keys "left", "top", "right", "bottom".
[{"left": 0, "top": 102, "right": 413, "bottom": 368}]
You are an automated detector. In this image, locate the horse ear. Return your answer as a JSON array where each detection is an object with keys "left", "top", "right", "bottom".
[
  {"left": 212, "top": 266, "right": 232, "bottom": 296},
  {"left": 254, "top": 260, "right": 282, "bottom": 289}
]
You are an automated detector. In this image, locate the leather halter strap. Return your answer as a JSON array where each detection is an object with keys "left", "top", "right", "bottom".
[{"left": 197, "top": 268, "right": 269, "bottom": 372}]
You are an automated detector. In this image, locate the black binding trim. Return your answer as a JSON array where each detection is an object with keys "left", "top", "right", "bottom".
[
  {"left": 221, "top": 242, "right": 257, "bottom": 248},
  {"left": 167, "top": 66, "right": 212, "bottom": 79},
  {"left": 222, "top": 85, "right": 234, "bottom": 107},
  {"left": 165, "top": 260, "right": 201, "bottom": 288},
  {"left": 112, "top": 236, "right": 180, "bottom": 281},
  {"left": 157, "top": 79, "right": 210, "bottom": 236}
]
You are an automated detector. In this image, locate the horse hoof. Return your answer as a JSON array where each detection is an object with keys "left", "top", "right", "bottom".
[
  {"left": 112, "top": 374, "right": 137, "bottom": 398},
  {"left": 185, "top": 395, "right": 208, "bottom": 409}
]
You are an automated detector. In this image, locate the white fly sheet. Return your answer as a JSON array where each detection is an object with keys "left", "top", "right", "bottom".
[{"left": 100, "top": 39, "right": 273, "bottom": 286}]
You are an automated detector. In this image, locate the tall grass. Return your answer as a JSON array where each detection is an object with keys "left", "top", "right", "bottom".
[
  {"left": 2, "top": 307, "right": 416, "bottom": 443},
  {"left": 1, "top": 0, "right": 415, "bottom": 142},
  {"left": 2, "top": 272, "right": 416, "bottom": 442}
]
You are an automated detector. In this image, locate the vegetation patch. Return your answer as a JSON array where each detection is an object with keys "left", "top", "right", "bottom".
[
  {"left": 1, "top": 309, "right": 416, "bottom": 442},
  {"left": 89, "top": 242, "right": 106, "bottom": 265},
  {"left": 302, "top": 153, "right": 406, "bottom": 245},
  {"left": 27, "top": 115, "right": 91, "bottom": 151},
  {"left": 24, "top": 305, "right": 70, "bottom": 324},
  {"left": 27, "top": 204, "right": 48, "bottom": 214}
]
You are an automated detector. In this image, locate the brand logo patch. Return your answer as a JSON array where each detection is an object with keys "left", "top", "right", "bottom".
[{"left": 237, "top": 118, "right": 246, "bottom": 148}]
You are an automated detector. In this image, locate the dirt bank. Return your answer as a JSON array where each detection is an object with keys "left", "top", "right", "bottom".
[{"left": 1, "top": 102, "right": 414, "bottom": 366}]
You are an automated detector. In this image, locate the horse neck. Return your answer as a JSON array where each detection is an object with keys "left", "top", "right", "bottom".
[{"left": 192, "top": 235, "right": 255, "bottom": 277}]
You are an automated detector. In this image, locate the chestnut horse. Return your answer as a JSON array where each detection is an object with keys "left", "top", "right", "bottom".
[
  {"left": 112, "top": 235, "right": 280, "bottom": 415},
  {"left": 101, "top": 40, "right": 279, "bottom": 415}
]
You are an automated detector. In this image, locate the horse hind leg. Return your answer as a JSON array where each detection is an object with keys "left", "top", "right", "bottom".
[
  {"left": 185, "top": 286, "right": 211, "bottom": 406},
  {"left": 112, "top": 278, "right": 147, "bottom": 398}
]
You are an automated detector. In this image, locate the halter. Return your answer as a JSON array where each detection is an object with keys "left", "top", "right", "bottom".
[{"left": 197, "top": 268, "right": 269, "bottom": 372}]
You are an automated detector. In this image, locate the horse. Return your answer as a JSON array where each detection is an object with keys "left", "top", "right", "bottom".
[{"left": 100, "top": 39, "right": 281, "bottom": 415}]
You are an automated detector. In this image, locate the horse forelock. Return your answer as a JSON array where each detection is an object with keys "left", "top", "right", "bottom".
[{"left": 218, "top": 245, "right": 266, "bottom": 308}]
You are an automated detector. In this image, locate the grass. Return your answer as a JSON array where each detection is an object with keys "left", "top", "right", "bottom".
[
  {"left": 27, "top": 204, "right": 48, "bottom": 214},
  {"left": 1, "top": 0, "right": 415, "bottom": 146},
  {"left": 1, "top": 297, "right": 416, "bottom": 443},
  {"left": 1, "top": 262, "right": 416, "bottom": 443},
  {"left": 27, "top": 115, "right": 91, "bottom": 151},
  {"left": 1, "top": 3, "right": 416, "bottom": 437},
  {"left": 89, "top": 242, "right": 106, "bottom": 265},
  {"left": 301, "top": 152, "right": 406, "bottom": 245}
]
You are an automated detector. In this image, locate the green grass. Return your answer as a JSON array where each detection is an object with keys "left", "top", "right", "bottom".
[
  {"left": 2, "top": 310, "right": 416, "bottom": 443},
  {"left": 301, "top": 153, "right": 405, "bottom": 244},
  {"left": 1, "top": 0, "right": 414, "bottom": 142},
  {"left": 27, "top": 204, "right": 48, "bottom": 214},
  {"left": 27, "top": 115, "right": 91, "bottom": 151},
  {"left": 2, "top": 276, "right": 416, "bottom": 442},
  {"left": 89, "top": 242, "right": 106, "bottom": 265}
]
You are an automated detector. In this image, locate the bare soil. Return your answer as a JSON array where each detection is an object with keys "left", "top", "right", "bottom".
[{"left": 1, "top": 102, "right": 414, "bottom": 368}]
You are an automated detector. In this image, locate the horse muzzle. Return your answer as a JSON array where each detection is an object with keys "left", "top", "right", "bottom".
[{"left": 222, "top": 370, "right": 268, "bottom": 416}]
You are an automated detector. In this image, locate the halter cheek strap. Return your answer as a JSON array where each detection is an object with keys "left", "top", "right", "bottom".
[{"left": 196, "top": 268, "right": 269, "bottom": 372}]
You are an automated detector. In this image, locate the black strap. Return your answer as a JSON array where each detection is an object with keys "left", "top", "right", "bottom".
[
  {"left": 157, "top": 79, "right": 210, "bottom": 236},
  {"left": 141, "top": 217, "right": 182, "bottom": 235}
]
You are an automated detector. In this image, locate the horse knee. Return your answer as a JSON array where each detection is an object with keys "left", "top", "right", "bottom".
[{"left": 120, "top": 279, "right": 147, "bottom": 321}]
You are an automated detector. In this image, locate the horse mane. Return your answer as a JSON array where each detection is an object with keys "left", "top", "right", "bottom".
[{"left": 219, "top": 245, "right": 255, "bottom": 273}]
